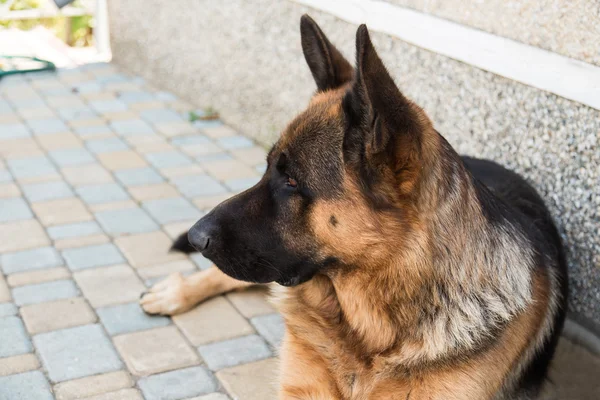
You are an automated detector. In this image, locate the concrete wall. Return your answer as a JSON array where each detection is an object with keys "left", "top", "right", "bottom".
[
  {"left": 388, "top": 0, "right": 600, "bottom": 67},
  {"left": 108, "top": 0, "right": 600, "bottom": 324}
]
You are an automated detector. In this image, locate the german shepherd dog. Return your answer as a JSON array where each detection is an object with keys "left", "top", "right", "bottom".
[{"left": 141, "top": 15, "right": 568, "bottom": 400}]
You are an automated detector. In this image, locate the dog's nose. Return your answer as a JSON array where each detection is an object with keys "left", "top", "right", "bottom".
[
  {"left": 188, "top": 228, "right": 210, "bottom": 251},
  {"left": 188, "top": 214, "right": 218, "bottom": 252}
]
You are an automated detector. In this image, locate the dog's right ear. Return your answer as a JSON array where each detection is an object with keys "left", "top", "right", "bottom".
[{"left": 300, "top": 14, "right": 353, "bottom": 91}]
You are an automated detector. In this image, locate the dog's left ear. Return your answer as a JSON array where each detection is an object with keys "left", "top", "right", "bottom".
[
  {"left": 343, "top": 25, "right": 423, "bottom": 169},
  {"left": 300, "top": 14, "right": 353, "bottom": 91}
]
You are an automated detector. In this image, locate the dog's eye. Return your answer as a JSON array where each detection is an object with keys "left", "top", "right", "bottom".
[{"left": 286, "top": 176, "right": 298, "bottom": 188}]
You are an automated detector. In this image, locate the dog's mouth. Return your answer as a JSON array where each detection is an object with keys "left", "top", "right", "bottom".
[
  {"left": 275, "top": 257, "right": 338, "bottom": 287},
  {"left": 276, "top": 276, "right": 301, "bottom": 287}
]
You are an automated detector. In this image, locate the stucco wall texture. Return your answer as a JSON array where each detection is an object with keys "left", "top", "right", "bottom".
[
  {"left": 108, "top": 0, "right": 600, "bottom": 324},
  {"left": 388, "top": 0, "right": 600, "bottom": 67}
]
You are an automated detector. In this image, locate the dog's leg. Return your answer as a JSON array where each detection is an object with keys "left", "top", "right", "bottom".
[
  {"left": 140, "top": 267, "right": 253, "bottom": 315},
  {"left": 279, "top": 331, "right": 341, "bottom": 399}
]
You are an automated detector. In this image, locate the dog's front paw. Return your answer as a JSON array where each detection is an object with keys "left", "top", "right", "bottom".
[{"left": 140, "top": 272, "right": 192, "bottom": 316}]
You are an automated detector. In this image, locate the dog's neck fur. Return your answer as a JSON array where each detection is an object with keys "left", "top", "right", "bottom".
[{"left": 277, "top": 133, "right": 535, "bottom": 370}]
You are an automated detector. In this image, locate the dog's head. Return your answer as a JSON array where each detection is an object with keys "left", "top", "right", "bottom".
[{"left": 188, "top": 15, "right": 437, "bottom": 286}]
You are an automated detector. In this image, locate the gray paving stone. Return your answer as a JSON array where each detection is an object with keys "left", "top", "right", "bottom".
[
  {"left": 0, "top": 99, "right": 13, "bottom": 115},
  {"left": 31, "top": 74, "right": 62, "bottom": 84},
  {"left": 97, "top": 302, "right": 170, "bottom": 335},
  {"left": 47, "top": 221, "right": 102, "bottom": 240},
  {"left": 27, "top": 70, "right": 58, "bottom": 81},
  {"left": 12, "top": 280, "right": 79, "bottom": 306},
  {"left": 38, "top": 83, "right": 67, "bottom": 94},
  {"left": 118, "top": 91, "right": 155, "bottom": 104},
  {"left": 34, "top": 324, "right": 123, "bottom": 383},
  {"left": 172, "top": 175, "right": 227, "bottom": 198},
  {"left": 9, "top": 76, "right": 35, "bottom": 93},
  {"left": 95, "top": 208, "right": 159, "bottom": 236},
  {"left": 72, "top": 81, "right": 102, "bottom": 93},
  {"left": 110, "top": 119, "right": 154, "bottom": 136},
  {"left": 96, "top": 74, "right": 129, "bottom": 84},
  {"left": 0, "top": 198, "right": 33, "bottom": 222},
  {"left": 190, "top": 254, "right": 213, "bottom": 270},
  {"left": 89, "top": 99, "right": 128, "bottom": 114},
  {"left": 40, "top": 87, "right": 72, "bottom": 97},
  {"left": 0, "top": 169, "right": 12, "bottom": 183},
  {"left": 62, "top": 243, "right": 125, "bottom": 270},
  {"left": 138, "top": 366, "right": 217, "bottom": 400},
  {"left": 18, "top": 107, "right": 55, "bottom": 120},
  {"left": 74, "top": 124, "right": 113, "bottom": 137},
  {"left": 5, "top": 86, "right": 38, "bottom": 97},
  {"left": 76, "top": 183, "right": 130, "bottom": 204},
  {"left": 73, "top": 264, "right": 145, "bottom": 308},
  {"left": 155, "top": 91, "right": 178, "bottom": 102},
  {"left": 170, "top": 135, "right": 211, "bottom": 146},
  {"left": 0, "top": 316, "right": 33, "bottom": 357},
  {"left": 82, "top": 62, "right": 114, "bottom": 72},
  {"left": 142, "top": 270, "right": 197, "bottom": 288},
  {"left": 197, "top": 335, "right": 272, "bottom": 371},
  {"left": 131, "top": 76, "right": 146, "bottom": 85},
  {"left": 12, "top": 97, "right": 47, "bottom": 109},
  {"left": 217, "top": 136, "right": 253, "bottom": 150},
  {"left": 114, "top": 167, "right": 164, "bottom": 186},
  {"left": 121, "top": 132, "right": 163, "bottom": 146},
  {"left": 0, "top": 303, "right": 18, "bottom": 317},
  {"left": 145, "top": 151, "right": 192, "bottom": 169},
  {"left": 225, "top": 177, "right": 260, "bottom": 192},
  {"left": 153, "top": 120, "right": 198, "bottom": 137},
  {"left": 0, "top": 123, "right": 30, "bottom": 140},
  {"left": 85, "top": 137, "right": 129, "bottom": 154},
  {"left": 4, "top": 79, "right": 33, "bottom": 89},
  {"left": 26, "top": 118, "right": 68, "bottom": 135},
  {"left": 140, "top": 109, "right": 182, "bottom": 124},
  {"left": 56, "top": 67, "right": 84, "bottom": 76},
  {"left": 143, "top": 276, "right": 163, "bottom": 288},
  {"left": 7, "top": 156, "right": 57, "bottom": 179},
  {"left": 191, "top": 394, "right": 230, "bottom": 400},
  {"left": 1, "top": 246, "right": 63, "bottom": 274},
  {"left": 0, "top": 371, "right": 53, "bottom": 400},
  {"left": 251, "top": 313, "right": 285, "bottom": 347},
  {"left": 31, "top": 75, "right": 62, "bottom": 85},
  {"left": 49, "top": 148, "right": 95, "bottom": 166},
  {"left": 142, "top": 197, "right": 202, "bottom": 224},
  {"left": 1, "top": 74, "right": 26, "bottom": 84},
  {"left": 195, "top": 153, "right": 233, "bottom": 163},
  {"left": 57, "top": 107, "right": 98, "bottom": 121},
  {"left": 193, "top": 120, "right": 223, "bottom": 130},
  {"left": 44, "top": 96, "right": 85, "bottom": 109},
  {"left": 21, "top": 181, "right": 73, "bottom": 202}
]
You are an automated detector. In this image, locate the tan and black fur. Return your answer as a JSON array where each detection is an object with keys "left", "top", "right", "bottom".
[{"left": 141, "top": 16, "right": 567, "bottom": 400}]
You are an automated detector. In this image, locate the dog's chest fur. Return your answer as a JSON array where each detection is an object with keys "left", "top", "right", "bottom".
[
  {"left": 274, "top": 276, "right": 402, "bottom": 398},
  {"left": 273, "top": 266, "right": 551, "bottom": 400}
]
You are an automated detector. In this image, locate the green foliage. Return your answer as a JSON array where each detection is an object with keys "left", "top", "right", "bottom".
[
  {"left": 3, "top": 0, "right": 43, "bottom": 10},
  {"left": 0, "top": 0, "right": 92, "bottom": 47},
  {"left": 189, "top": 107, "right": 220, "bottom": 122},
  {"left": 69, "top": 14, "right": 91, "bottom": 46},
  {"left": 188, "top": 111, "right": 201, "bottom": 123}
]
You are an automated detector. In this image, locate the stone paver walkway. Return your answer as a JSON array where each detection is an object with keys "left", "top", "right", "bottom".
[{"left": 0, "top": 63, "right": 282, "bottom": 400}]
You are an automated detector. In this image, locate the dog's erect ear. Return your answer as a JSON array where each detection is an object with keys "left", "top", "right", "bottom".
[
  {"left": 343, "top": 25, "right": 422, "bottom": 167},
  {"left": 343, "top": 25, "right": 428, "bottom": 180},
  {"left": 300, "top": 14, "right": 353, "bottom": 92}
]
